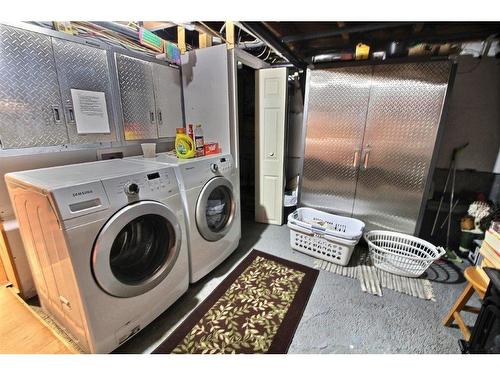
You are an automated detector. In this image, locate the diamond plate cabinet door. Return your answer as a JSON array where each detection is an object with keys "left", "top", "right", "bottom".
[
  {"left": 152, "top": 63, "right": 183, "bottom": 138},
  {"left": 116, "top": 53, "right": 158, "bottom": 141},
  {"left": 52, "top": 38, "right": 116, "bottom": 144},
  {"left": 301, "top": 66, "right": 372, "bottom": 216},
  {"left": 352, "top": 61, "right": 451, "bottom": 234},
  {"left": 0, "top": 25, "right": 69, "bottom": 149}
]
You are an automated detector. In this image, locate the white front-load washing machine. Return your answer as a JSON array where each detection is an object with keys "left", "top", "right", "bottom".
[
  {"left": 5, "top": 159, "right": 189, "bottom": 353},
  {"left": 129, "top": 153, "right": 241, "bottom": 283}
]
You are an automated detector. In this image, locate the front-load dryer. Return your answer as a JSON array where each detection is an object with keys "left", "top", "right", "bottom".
[
  {"left": 129, "top": 153, "right": 241, "bottom": 283},
  {"left": 5, "top": 159, "right": 189, "bottom": 353}
]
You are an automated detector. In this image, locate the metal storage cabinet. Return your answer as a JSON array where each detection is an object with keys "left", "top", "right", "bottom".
[
  {"left": 300, "top": 66, "right": 372, "bottom": 216},
  {"left": 152, "top": 63, "right": 183, "bottom": 138},
  {"left": 352, "top": 62, "right": 450, "bottom": 233},
  {"left": 0, "top": 25, "right": 69, "bottom": 149},
  {"left": 301, "top": 61, "right": 452, "bottom": 234},
  {"left": 52, "top": 38, "right": 117, "bottom": 145},
  {"left": 116, "top": 53, "right": 158, "bottom": 140}
]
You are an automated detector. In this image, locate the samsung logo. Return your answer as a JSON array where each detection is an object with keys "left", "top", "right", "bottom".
[{"left": 72, "top": 190, "right": 93, "bottom": 197}]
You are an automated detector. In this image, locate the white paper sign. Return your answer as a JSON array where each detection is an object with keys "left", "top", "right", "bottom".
[{"left": 70, "top": 89, "right": 111, "bottom": 134}]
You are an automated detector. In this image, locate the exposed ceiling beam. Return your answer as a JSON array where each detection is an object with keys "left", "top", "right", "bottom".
[
  {"left": 282, "top": 22, "right": 413, "bottom": 43},
  {"left": 194, "top": 21, "right": 226, "bottom": 42},
  {"left": 240, "top": 21, "right": 307, "bottom": 68}
]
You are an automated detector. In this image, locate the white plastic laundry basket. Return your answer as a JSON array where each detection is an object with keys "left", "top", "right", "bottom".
[
  {"left": 364, "top": 230, "right": 446, "bottom": 277},
  {"left": 287, "top": 208, "right": 365, "bottom": 266},
  {"left": 288, "top": 207, "right": 365, "bottom": 240}
]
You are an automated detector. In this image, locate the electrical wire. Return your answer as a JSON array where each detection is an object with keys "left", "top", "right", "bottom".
[
  {"left": 71, "top": 21, "right": 163, "bottom": 56},
  {"left": 263, "top": 48, "right": 271, "bottom": 61},
  {"left": 257, "top": 46, "right": 268, "bottom": 58}
]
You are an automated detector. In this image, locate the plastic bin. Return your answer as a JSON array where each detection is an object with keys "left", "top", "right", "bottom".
[{"left": 287, "top": 208, "right": 365, "bottom": 265}]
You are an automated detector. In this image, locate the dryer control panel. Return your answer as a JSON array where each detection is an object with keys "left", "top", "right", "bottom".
[
  {"left": 181, "top": 154, "right": 234, "bottom": 189},
  {"left": 211, "top": 156, "right": 233, "bottom": 174}
]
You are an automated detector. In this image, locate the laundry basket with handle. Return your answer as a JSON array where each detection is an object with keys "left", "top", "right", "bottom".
[
  {"left": 288, "top": 207, "right": 365, "bottom": 240},
  {"left": 287, "top": 208, "right": 365, "bottom": 266},
  {"left": 364, "top": 230, "right": 446, "bottom": 277}
]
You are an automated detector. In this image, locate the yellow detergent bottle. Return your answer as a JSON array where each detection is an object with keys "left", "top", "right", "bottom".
[{"left": 175, "top": 128, "right": 195, "bottom": 159}]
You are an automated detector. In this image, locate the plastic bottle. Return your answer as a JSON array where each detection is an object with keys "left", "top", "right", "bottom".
[
  {"left": 187, "top": 124, "right": 194, "bottom": 143},
  {"left": 194, "top": 124, "right": 205, "bottom": 157},
  {"left": 175, "top": 127, "right": 195, "bottom": 159}
]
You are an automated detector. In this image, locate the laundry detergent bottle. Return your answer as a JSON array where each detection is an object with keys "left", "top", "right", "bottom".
[{"left": 175, "top": 127, "right": 195, "bottom": 159}]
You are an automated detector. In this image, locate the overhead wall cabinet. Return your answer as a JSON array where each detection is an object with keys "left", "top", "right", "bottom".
[
  {"left": 152, "top": 63, "right": 183, "bottom": 138},
  {"left": 0, "top": 25, "right": 69, "bottom": 149},
  {"left": 52, "top": 38, "right": 117, "bottom": 145},
  {"left": 0, "top": 23, "right": 184, "bottom": 150},
  {"left": 300, "top": 61, "right": 453, "bottom": 234},
  {"left": 116, "top": 54, "right": 158, "bottom": 141},
  {"left": 116, "top": 54, "right": 183, "bottom": 141}
]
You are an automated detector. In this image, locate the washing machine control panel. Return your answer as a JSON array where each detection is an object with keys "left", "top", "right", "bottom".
[{"left": 101, "top": 167, "right": 177, "bottom": 206}]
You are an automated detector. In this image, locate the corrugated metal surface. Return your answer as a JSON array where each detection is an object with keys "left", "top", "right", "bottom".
[
  {"left": 52, "top": 38, "right": 117, "bottom": 144},
  {"left": 116, "top": 54, "right": 158, "bottom": 140},
  {"left": 0, "top": 25, "right": 68, "bottom": 148},
  {"left": 353, "top": 61, "right": 450, "bottom": 233},
  {"left": 152, "top": 63, "right": 183, "bottom": 138},
  {"left": 301, "top": 66, "right": 372, "bottom": 216},
  {"left": 301, "top": 61, "right": 450, "bottom": 234}
]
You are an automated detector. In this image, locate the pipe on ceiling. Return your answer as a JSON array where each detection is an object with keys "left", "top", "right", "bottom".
[
  {"left": 240, "top": 22, "right": 306, "bottom": 68},
  {"left": 92, "top": 21, "right": 139, "bottom": 40}
]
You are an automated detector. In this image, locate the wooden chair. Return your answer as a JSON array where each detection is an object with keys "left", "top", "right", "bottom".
[{"left": 442, "top": 266, "right": 488, "bottom": 341}]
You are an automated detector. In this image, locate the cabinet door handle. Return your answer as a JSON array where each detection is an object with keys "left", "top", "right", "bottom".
[
  {"left": 51, "top": 105, "right": 62, "bottom": 124},
  {"left": 363, "top": 149, "right": 371, "bottom": 170},
  {"left": 66, "top": 105, "right": 75, "bottom": 123},
  {"left": 352, "top": 150, "right": 360, "bottom": 168},
  {"left": 150, "top": 111, "right": 155, "bottom": 124},
  {"left": 157, "top": 110, "right": 163, "bottom": 125}
]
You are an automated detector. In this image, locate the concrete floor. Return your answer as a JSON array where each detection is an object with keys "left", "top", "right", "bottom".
[{"left": 116, "top": 220, "right": 478, "bottom": 354}]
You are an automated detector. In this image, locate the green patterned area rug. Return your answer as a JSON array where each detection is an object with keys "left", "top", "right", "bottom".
[{"left": 153, "top": 250, "right": 319, "bottom": 354}]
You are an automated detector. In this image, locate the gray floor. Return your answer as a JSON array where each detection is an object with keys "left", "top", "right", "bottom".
[{"left": 115, "top": 220, "right": 479, "bottom": 354}]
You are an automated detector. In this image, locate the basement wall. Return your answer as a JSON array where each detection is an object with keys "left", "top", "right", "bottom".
[{"left": 436, "top": 56, "right": 500, "bottom": 173}]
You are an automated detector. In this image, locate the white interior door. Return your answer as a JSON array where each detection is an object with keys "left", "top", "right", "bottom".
[{"left": 255, "top": 67, "right": 287, "bottom": 225}]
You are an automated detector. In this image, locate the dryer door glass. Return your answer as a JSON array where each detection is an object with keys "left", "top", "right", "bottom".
[
  {"left": 206, "top": 186, "right": 231, "bottom": 232},
  {"left": 93, "top": 201, "right": 181, "bottom": 298},
  {"left": 196, "top": 177, "right": 236, "bottom": 242},
  {"left": 109, "top": 214, "right": 174, "bottom": 284}
]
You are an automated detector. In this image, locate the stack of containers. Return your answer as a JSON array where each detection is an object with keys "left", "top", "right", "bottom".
[{"left": 287, "top": 207, "right": 365, "bottom": 266}]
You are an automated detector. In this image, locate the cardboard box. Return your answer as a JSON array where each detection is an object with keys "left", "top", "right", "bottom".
[{"left": 204, "top": 142, "right": 220, "bottom": 156}]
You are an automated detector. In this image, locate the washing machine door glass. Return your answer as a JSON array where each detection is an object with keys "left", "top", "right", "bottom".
[
  {"left": 93, "top": 200, "right": 181, "bottom": 298},
  {"left": 196, "top": 176, "right": 236, "bottom": 242}
]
